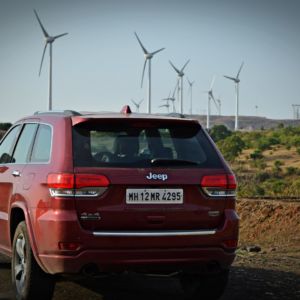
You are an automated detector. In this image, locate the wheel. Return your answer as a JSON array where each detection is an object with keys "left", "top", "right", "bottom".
[
  {"left": 11, "top": 221, "right": 55, "bottom": 300},
  {"left": 180, "top": 269, "right": 229, "bottom": 300}
]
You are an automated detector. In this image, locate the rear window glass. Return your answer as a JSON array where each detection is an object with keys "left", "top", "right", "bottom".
[{"left": 73, "top": 121, "right": 223, "bottom": 168}]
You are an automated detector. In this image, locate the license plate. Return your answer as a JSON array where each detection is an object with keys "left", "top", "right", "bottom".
[{"left": 126, "top": 189, "right": 183, "bottom": 204}]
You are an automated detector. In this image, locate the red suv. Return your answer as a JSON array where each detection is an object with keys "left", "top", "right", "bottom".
[{"left": 0, "top": 107, "right": 239, "bottom": 300}]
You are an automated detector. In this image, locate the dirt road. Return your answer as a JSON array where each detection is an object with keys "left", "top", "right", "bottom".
[{"left": 1, "top": 250, "right": 299, "bottom": 300}]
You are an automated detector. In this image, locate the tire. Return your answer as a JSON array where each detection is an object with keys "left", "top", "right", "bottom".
[
  {"left": 180, "top": 269, "right": 229, "bottom": 300},
  {"left": 11, "top": 221, "right": 55, "bottom": 300}
]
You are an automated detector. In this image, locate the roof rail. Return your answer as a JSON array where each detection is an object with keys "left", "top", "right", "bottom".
[{"left": 34, "top": 110, "right": 82, "bottom": 116}]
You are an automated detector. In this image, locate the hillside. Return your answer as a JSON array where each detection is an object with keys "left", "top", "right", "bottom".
[
  {"left": 189, "top": 115, "right": 300, "bottom": 131},
  {"left": 211, "top": 124, "right": 300, "bottom": 198}
]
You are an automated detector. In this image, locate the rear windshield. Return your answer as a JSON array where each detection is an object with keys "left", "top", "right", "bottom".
[{"left": 72, "top": 120, "right": 223, "bottom": 168}]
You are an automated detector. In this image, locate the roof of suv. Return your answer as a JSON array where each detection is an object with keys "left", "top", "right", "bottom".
[{"left": 19, "top": 107, "right": 199, "bottom": 126}]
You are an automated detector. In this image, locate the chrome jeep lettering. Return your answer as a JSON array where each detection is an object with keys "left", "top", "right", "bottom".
[{"left": 146, "top": 172, "right": 168, "bottom": 181}]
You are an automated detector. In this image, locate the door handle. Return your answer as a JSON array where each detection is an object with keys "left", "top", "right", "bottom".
[{"left": 12, "top": 170, "right": 21, "bottom": 177}]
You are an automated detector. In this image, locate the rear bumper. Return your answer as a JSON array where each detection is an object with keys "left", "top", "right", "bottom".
[
  {"left": 36, "top": 209, "right": 239, "bottom": 274},
  {"left": 40, "top": 247, "right": 235, "bottom": 274}
]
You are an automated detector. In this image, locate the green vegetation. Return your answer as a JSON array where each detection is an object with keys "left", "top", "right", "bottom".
[
  {"left": 210, "top": 124, "right": 300, "bottom": 198},
  {"left": 0, "top": 123, "right": 12, "bottom": 131}
]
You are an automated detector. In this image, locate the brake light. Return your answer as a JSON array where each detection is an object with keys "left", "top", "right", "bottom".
[
  {"left": 47, "top": 173, "right": 74, "bottom": 189},
  {"left": 47, "top": 173, "right": 110, "bottom": 198},
  {"left": 201, "top": 174, "right": 237, "bottom": 197},
  {"left": 120, "top": 105, "right": 132, "bottom": 114},
  {"left": 75, "top": 174, "right": 109, "bottom": 188}
]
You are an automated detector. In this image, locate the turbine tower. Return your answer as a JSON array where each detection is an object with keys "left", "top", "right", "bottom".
[
  {"left": 204, "top": 76, "right": 216, "bottom": 130},
  {"left": 187, "top": 78, "right": 195, "bottom": 115},
  {"left": 169, "top": 60, "right": 190, "bottom": 115},
  {"left": 292, "top": 104, "right": 300, "bottom": 119},
  {"left": 34, "top": 9, "right": 68, "bottom": 111},
  {"left": 162, "top": 82, "right": 178, "bottom": 113},
  {"left": 134, "top": 32, "right": 165, "bottom": 114},
  {"left": 224, "top": 62, "right": 244, "bottom": 131},
  {"left": 131, "top": 99, "right": 143, "bottom": 112},
  {"left": 216, "top": 97, "right": 221, "bottom": 116}
]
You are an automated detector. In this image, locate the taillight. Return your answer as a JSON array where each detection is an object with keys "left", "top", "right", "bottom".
[
  {"left": 47, "top": 173, "right": 110, "bottom": 198},
  {"left": 201, "top": 174, "right": 237, "bottom": 197}
]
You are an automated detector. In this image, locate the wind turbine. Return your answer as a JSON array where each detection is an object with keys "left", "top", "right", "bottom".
[
  {"left": 187, "top": 78, "right": 195, "bottom": 115},
  {"left": 169, "top": 60, "right": 190, "bottom": 115},
  {"left": 224, "top": 62, "right": 244, "bottom": 131},
  {"left": 134, "top": 32, "right": 165, "bottom": 114},
  {"left": 159, "top": 103, "right": 170, "bottom": 113},
  {"left": 34, "top": 10, "right": 68, "bottom": 111},
  {"left": 131, "top": 99, "right": 144, "bottom": 112},
  {"left": 203, "top": 76, "right": 216, "bottom": 130},
  {"left": 162, "top": 81, "right": 178, "bottom": 113}
]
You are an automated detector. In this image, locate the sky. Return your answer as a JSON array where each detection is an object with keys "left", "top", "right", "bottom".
[{"left": 0, "top": 0, "right": 300, "bottom": 123}]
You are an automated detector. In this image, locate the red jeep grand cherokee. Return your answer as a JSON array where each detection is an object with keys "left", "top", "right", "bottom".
[{"left": 0, "top": 108, "right": 238, "bottom": 300}]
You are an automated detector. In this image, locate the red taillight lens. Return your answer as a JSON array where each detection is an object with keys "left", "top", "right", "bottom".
[
  {"left": 201, "top": 174, "right": 237, "bottom": 197},
  {"left": 47, "top": 173, "right": 74, "bottom": 189},
  {"left": 227, "top": 174, "right": 237, "bottom": 189},
  {"left": 47, "top": 173, "right": 110, "bottom": 198},
  {"left": 75, "top": 174, "right": 110, "bottom": 188},
  {"left": 200, "top": 175, "right": 228, "bottom": 188}
]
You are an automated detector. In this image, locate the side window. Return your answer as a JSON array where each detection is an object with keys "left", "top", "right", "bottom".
[
  {"left": 30, "top": 125, "right": 52, "bottom": 163},
  {"left": 0, "top": 125, "right": 21, "bottom": 164},
  {"left": 12, "top": 124, "right": 38, "bottom": 164}
]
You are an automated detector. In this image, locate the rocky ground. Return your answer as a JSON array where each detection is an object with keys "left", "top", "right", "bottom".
[{"left": 0, "top": 199, "right": 299, "bottom": 300}]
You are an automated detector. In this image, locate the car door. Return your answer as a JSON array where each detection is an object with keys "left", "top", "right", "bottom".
[{"left": 0, "top": 123, "right": 38, "bottom": 252}]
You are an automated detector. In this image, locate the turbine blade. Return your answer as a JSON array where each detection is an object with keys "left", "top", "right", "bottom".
[
  {"left": 212, "top": 95, "right": 218, "bottom": 110},
  {"left": 34, "top": 9, "right": 49, "bottom": 37},
  {"left": 236, "top": 61, "right": 244, "bottom": 78},
  {"left": 150, "top": 47, "right": 165, "bottom": 56},
  {"left": 39, "top": 43, "right": 48, "bottom": 76},
  {"left": 134, "top": 32, "right": 148, "bottom": 55},
  {"left": 138, "top": 99, "right": 144, "bottom": 105},
  {"left": 169, "top": 60, "right": 181, "bottom": 75},
  {"left": 224, "top": 75, "right": 236, "bottom": 81},
  {"left": 53, "top": 32, "right": 68, "bottom": 39},
  {"left": 181, "top": 59, "right": 190, "bottom": 72},
  {"left": 141, "top": 59, "right": 147, "bottom": 88},
  {"left": 210, "top": 76, "right": 216, "bottom": 90},
  {"left": 131, "top": 99, "right": 138, "bottom": 106},
  {"left": 172, "top": 79, "right": 179, "bottom": 97}
]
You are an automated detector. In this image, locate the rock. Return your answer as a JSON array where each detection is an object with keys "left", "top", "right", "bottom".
[{"left": 246, "top": 245, "right": 261, "bottom": 252}]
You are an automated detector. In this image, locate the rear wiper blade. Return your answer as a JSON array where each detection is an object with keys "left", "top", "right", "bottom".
[{"left": 151, "top": 158, "right": 199, "bottom": 167}]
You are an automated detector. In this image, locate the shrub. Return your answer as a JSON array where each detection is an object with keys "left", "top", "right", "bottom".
[
  {"left": 250, "top": 149, "right": 263, "bottom": 160},
  {"left": 286, "top": 166, "right": 297, "bottom": 176},
  {"left": 0, "top": 123, "right": 12, "bottom": 131},
  {"left": 209, "top": 125, "right": 232, "bottom": 142},
  {"left": 217, "top": 135, "right": 245, "bottom": 162},
  {"left": 255, "top": 172, "right": 270, "bottom": 182}
]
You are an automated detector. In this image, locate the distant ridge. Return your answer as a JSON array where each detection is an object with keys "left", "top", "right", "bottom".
[{"left": 183, "top": 115, "right": 300, "bottom": 130}]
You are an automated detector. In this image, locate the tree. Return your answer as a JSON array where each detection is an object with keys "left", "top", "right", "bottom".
[
  {"left": 0, "top": 123, "right": 12, "bottom": 131},
  {"left": 209, "top": 125, "right": 232, "bottom": 142},
  {"left": 217, "top": 135, "right": 245, "bottom": 162}
]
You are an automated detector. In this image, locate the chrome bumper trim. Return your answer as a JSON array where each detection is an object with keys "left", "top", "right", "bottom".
[{"left": 92, "top": 229, "right": 216, "bottom": 237}]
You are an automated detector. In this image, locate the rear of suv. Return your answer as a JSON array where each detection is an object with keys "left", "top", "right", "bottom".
[{"left": 0, "top": 108, "right": 239, "bottom": 300}]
